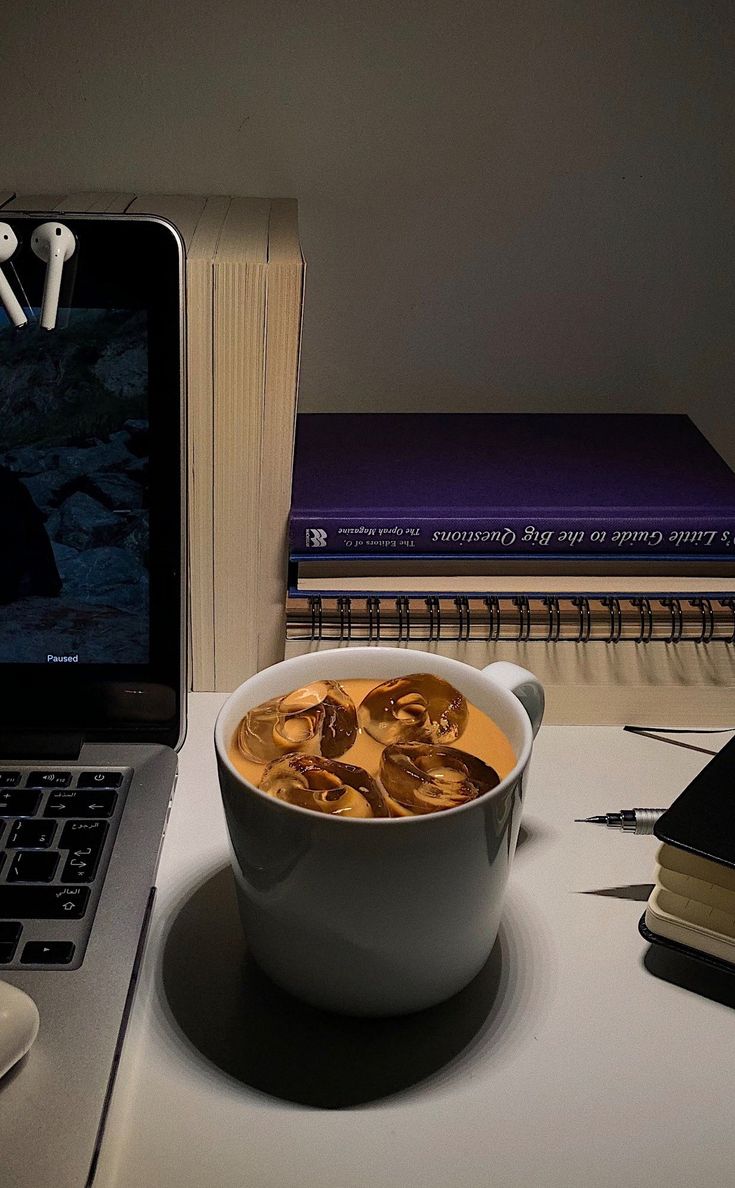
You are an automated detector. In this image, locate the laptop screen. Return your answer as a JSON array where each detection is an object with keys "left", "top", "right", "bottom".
[
  {"left": 0, "top": 215, "right": 183, "bottom": 744},
  {"left": 0, "top": 307, "right": 150, "bottom": 665}
]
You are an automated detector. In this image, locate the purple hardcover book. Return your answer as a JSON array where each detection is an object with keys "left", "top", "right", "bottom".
[{"left": 289, "top": 414, "right": 735, "bottom": 557}]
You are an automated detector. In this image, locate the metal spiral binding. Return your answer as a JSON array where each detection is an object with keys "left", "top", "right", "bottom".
[
  {"left": 337, "top": 596, "right": 351, "bottom": 640},
  {"left": 723, "top": 599, "right": 735, "bottom": 644},
  {"left": 292, "top": 594, "right": 735, "bottom": 642},
  {"left": 484, "top": 596, "right": 501, "bottom": 641},
  {"left": 661, "top": 597, "right": 683, "bottom": 643},
  {"left": 455, "top": 596, "right": 471, "bottom": 641},
  {"left": 690, "top": 597, "right": 715, "bottom": 643},
  {"left": 546, "top": 596, "right": 561, "bottom": 642},
  {"left": 602, "top": 597, "right": 622, "bottom": 643},
  {"left": 631, "top": 597, "right": 653, "bottom": 643},
  {"left": 573, "top": 596, "right": 591, "bottom": 642},
  {"left": 309, "top": 596, "right": 323, "bottom": 641},
  {"left": 514, "top": 596, "right": 531, "bottom": 641},
  {"left": 397, "top": 596, "right": 410, "bottom": 642},
  {"left": 427, "top": 596, "right": 441, "bottom": 641},
  {"left": 367, "top": 596, "right": 380, "bottom": 640}
]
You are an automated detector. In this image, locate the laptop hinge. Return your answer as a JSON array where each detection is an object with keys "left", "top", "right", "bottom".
[{"left": 0, "top": 732, "right": 84, "bottom": 760}]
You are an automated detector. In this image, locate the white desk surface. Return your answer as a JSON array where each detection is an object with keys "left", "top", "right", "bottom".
[{"left": 94, "top": 696, "right": 735, "bottom": 1188}]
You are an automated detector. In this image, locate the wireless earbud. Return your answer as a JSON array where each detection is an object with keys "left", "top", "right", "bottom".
[
  {"left": 0, "top": 223, "right": 28, "bottom": 328},
  {"left": 31, "top": 221, "right": 76, "bottom": 330}
]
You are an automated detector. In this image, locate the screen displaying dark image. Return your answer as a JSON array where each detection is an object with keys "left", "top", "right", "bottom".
[{"left": 0, "top": 308, "right": 150, "bottom": 665}]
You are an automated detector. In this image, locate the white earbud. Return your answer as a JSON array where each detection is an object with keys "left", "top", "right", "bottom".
[
  {"left": 31, "top": 221, "right": 76, "bottom": 330},
  {"left": 0, "top": 223, "right": 28, "bottom": 328}
]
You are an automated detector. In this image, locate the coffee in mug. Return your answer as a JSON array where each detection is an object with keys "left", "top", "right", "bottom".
[
  {"left": 229, "top": 674, "right": 516, "bottom": 818},
  {"left": 215, "top": 648, "right": 543, "bottom": 1015}
]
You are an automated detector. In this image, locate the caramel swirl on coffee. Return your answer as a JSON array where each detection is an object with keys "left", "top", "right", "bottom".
[
  {"left": 358, "top": 674, "right": 468, "bottom": 746},
  {"left": 380, "top": 743, "right": 500, "bottom": 814},
  {"left": 236, "top": 681, "right": 358, "bottom": 764},
  {"left": 260, "top": 753, "right": 389, "bottom": 818}
]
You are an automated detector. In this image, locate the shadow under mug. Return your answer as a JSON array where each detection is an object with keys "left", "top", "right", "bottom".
[{"left": 214, "top": 648, "right": 543, "bottom": 1016}]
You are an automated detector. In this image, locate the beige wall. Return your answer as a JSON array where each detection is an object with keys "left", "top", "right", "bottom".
[{"left": 4, "top": 1, "right": 733, "bottom": 457}]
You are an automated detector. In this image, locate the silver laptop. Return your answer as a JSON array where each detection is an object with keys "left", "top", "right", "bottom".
[{"left": 0, "top": 212, "right": 186, "bottom": 1187}]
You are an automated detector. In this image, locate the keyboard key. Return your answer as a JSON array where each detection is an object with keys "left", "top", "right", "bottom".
[
  {"left": 0, "top": 941, "right": 18, "bottom": 962},
  {"left": 0, "top": 772, "right": 20, "bottom": 787},
  {"left": 44, "top": 790, "right": 117, "bottom": 818},
  {"left": 61, "top": 849, "right": 105, "bottom": 883},
  {"left": 77, "top": 771, "right": 123, "bottom": 789},
  {"left": 59, "top": 819, "right": 108, "bottom": 848},
  {"left": 8, "top": 851, "right": 59, "bottom": 883},
  {"left": 0, "top": 923, "right": 22, "bottom": 944},
  {"left": 0, "top": 790, "right": 41, "bottom": 817},
  {"left": 26, "top": 771, "right": 72, "bottom": 789},
  {"left": 7, "top": 819, "right": 55, "bottom": 849},
  {"left": 21, "top": 941, "right": 75, "bottom": 965},
  {"left": 0, "top": 885, "right": 89, "bottom": 919},
  {"left": 59, "top": 821, "right": 107, "bottom": 883}
]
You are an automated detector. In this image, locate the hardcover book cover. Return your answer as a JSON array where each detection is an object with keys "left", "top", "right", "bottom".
[
  {"left": 653, "top": 735, "right": 735, "bottom": 871},
  {"left": 289, "top": 414, "right": 735, "bottom": 558}
]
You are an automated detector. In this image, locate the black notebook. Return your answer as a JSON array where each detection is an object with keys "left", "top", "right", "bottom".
[{"left": 640, "top": 735, "right": 735, "bottom": 972}]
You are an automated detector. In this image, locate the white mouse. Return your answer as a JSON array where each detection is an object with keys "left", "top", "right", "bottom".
[{"left": 0, "top": 980, "right": 39, "bottom": 1079}]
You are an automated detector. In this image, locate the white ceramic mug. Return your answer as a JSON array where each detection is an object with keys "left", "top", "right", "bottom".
[{"left": 215, "top": 648, "right": 543, "bottom": 1016}]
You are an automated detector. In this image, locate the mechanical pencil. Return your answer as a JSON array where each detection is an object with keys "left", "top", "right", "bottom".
[{"left": 575, "top": 808, "right": 665, "bottom": 836}]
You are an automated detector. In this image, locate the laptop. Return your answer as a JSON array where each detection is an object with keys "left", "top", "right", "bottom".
[{"left": 0, "top": 213, "right": 186, "bottom": 1187}]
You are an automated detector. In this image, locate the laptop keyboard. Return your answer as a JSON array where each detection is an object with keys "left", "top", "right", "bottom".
[{"left": 0, "top": 768, "right": 131, "bottom": 969}]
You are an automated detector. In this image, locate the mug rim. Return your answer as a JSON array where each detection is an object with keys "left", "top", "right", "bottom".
[{"left": 214, "top": 647, "right": 535, "bottom": 826}]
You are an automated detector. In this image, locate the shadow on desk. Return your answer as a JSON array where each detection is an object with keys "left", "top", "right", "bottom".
[
  {"left": 159, "top": 865, "right": 545, "bottom": 1108},
  {"left": 643, "top": 944, "right": 735, "bottom": 1010}
]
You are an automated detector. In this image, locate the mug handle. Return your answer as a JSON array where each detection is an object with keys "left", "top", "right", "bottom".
[{"left": 482, "top": 662, "right": 544, "bottom": 738}]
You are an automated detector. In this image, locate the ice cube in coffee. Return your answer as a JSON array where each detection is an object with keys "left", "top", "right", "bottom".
[
  {"left": 260, "top": 753, "right": 388, "bottom": 818},
  {"left": 236, "top": 680, "right": 357, "bottom": 763},
  {"left": 358, "top": 674, "right": 468, "bottom": 745},
  {"left": 380, "top": 742, "right": 500, "bottom": 815}
]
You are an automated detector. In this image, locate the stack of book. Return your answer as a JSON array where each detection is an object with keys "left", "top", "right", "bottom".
[
  {"left": 1, "top": 190, "right": 305, "bottom": 691},
  {"left": 285, "top": 413, "right": 735, "bottom": 724}
]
